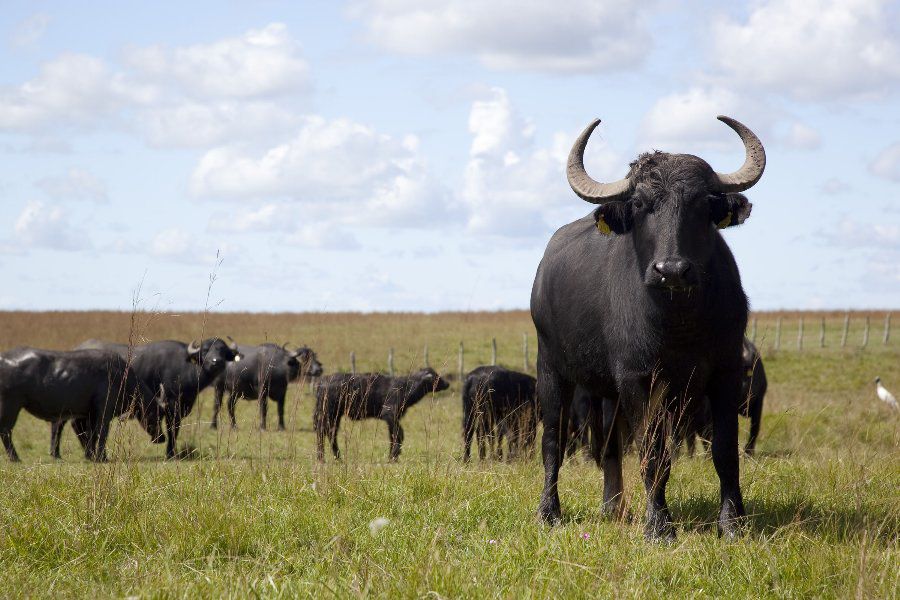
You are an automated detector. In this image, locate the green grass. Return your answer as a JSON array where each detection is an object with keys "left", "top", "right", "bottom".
[{"left": 0, "top": 311, "right": 898, "bottom": 598}]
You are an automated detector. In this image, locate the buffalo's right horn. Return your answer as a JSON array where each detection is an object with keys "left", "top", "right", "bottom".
[
  {"left": 226, "top": 336, "right": 238, "bottom": 351},
  {"left": 187, "top": 340, "right": 201, "bottom": 355},
  {"left": 567, "top": 119, "right": 632, "bottom": 204}
]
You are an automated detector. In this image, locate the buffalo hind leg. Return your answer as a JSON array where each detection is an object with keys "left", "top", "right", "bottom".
[
  {"left": 50, "top": 420, "right": 66, "bottom": 459},
  {"left": 0, "top": 401, "right": 22, "bottom": 462},
  {"left": 708, "top": 372, "right": 746, "bottom": 538},
  {"left": 227, "top": 392, "right": 240, "bottom": 429},
  {"left": 536, "top": 359, "right": 574, "bottom": 525},
  {"left": 275, "top": 393, "right": 286, "bottom": 431},
  {"left": 211, "top": 383, "right": 224, "bottom": 429}
]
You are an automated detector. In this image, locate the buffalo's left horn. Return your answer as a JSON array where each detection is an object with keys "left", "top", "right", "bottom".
[
  {"left": 187, "top": 340, "right": 201, "bottom": 355},
  {"left": 567, "top": 118, "right": 632, "bottom": 204},
  {"left": 712, "top": 116, "right": 766, "bottom": 192},
  {"left": 226, "top": 336, "right": 238, "bottom": 351}
]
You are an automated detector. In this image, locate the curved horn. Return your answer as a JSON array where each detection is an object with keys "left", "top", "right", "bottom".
[
  {"left": 282, "top": 342, "right": 299, "bottom": 358},
  {"left": 186, "top": 340, "right": 201, "bottom": 355},
  {"left": 712, "top": 116, "right": 766, "bottom": 192},
  {"left": 226, "top": 336, "right": 238, "bottom": 351},
  {"left": 567, "top": 119, "right": 632, "bottom": 204}
]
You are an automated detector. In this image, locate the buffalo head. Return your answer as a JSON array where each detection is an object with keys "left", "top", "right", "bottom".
[
  {"left": 282, "top": 343, "right": 324, "bottom": 379},
  {"left": 187, "top": 337, "right": 241, "bottom": 371},
  {"left": 568, "top": 116, "right": 764, "bottom": 295}
]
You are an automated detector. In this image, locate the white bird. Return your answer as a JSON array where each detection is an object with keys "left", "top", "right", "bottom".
[{"left": 875, "top": 377, "right": 898, "bottom": 410}]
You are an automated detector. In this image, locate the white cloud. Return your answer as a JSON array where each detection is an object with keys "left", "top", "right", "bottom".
[
  {"left": 351, "top": 0, "right": 651, "bottom": 73},
  {"left": 126, "top": 23, "right": 309, "bottom": 99},
  {"left": 139, "top": 100, "right": 303, "bottom": 148},
  {"left": 0, "top": 53, "right": 142, "bottom": 131},
  {"left": 190, "top": 115, "right": 451, "bottom": 227},
  {"left": 712, "top": 0, "right": 900, "bottom": 100},
  {"left": 461, "top": 88, "right": 619, "bottom": 237},
  {"left": 870, "top": 142, "right": 900, "bottom": 182},
  {"left": 781, "top": 122, "right": 821, "bottom": 150},
  {"left": 640, "top": 86, "right": 773, "bottom": 152},
  {"left": 13, "top": 199, "right": 89, "bottom": 250},
  {"left": 10, "top": 13, "right": 51, "bottom": 48},
  {"left": 35, "top": 168, "right": 108, "bottom": 203},
  {"left": 149, "top": 227, "right": 241, "bottom": 265},
  {"left": 207, "top": 204, "right": 290, "bottom": 234},
  {"left": 819, "top": 178, "right": 851, "bottom": 195}
]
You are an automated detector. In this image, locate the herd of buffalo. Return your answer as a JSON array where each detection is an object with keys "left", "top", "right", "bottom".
[{"left": 1, "top": 116, "right": 773, "bottom": 541}]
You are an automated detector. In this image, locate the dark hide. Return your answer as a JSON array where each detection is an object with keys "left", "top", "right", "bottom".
[
  {"left": 314, "top": 368, "right": 449, "bottom": 462},
  {"left": 212, "top": 343, "right": 323, "bottom": 430},
  {"left": 461, "top": 366, "right": 539, "bottom": 462},
  {"left": 532, "top": 151, "right": 753, "bottom": 540},
  {"left": 0, "top": 347, "right": 162, "bottom": 462},
  {"left": 682, "top": 338, "right": 767, "bottom": 456},
  {"left": 72, "top": 338, "right": 238, "bottom": 458}
]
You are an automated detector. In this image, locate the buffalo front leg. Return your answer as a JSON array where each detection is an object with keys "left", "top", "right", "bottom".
[
  {"left": 0, "top": 401, "right": 22, "bottom": 462},
  {"left": 50, "top": 420, "right": 66, "bottom": 459},
  {"left": 227, "top": 392, "right": 239, "bottom": 429},
  {"left": 88, "top": 414, "right": 111, "bottom": 463},
  {"left": 275, "top": 392, "right": 286, "bottom": 431},
  {"left": 744, "top": 393, "right": 763, "bottom": 456},
  {"left": 640, "top": 412, "right": 675, "bottom": 541},
  {"left": 708, "top": 372, "right": 747, "bottom": 538},
  {"left": 536, "top": 359, "right": 573, "bottom": 525},
  {"left": 596, "top": 396, "right": 626, "bottom": 520},
  {"left": 211, "top": 384, "right": 224, "bottom": 429},
  {"left": 164, "top": 407, "right": 181, "bottom": 459},
  {"left": 258, "top": 394, "right": 268, "bottom": 431}
]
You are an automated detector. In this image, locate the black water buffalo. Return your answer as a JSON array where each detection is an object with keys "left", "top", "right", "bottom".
[
  {"left": 0, "top": 348, "right": 163, "bottom": 462},
  {"left": 531, "top": 116, "right": 765, "bottom": 540},
  {"left": 211, "top": 343, "right": 323, "bottom": 430},
  {"left": 75, "top": 338, "right": 239, "bottom": 458},
  {"left": 462, "top": 366, "right": 539, "bottom": 462},
  {"left": 315, "top": 368, "right": 449, "bottom": 462},
  {"left": 683, "top": 338, "right": 767, "bottom": 456}
]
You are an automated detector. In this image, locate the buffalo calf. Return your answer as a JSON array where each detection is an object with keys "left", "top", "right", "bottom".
[{"left": 462, "top": 366, "right": 539, "bottom": 462}]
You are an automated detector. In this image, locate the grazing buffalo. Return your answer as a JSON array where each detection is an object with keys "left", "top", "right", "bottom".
[
  {"left": 462, "top": 366, "right": 539, "bottom": 462},
  {"left": 0, "top": 348, "right": 163, "bottom": 462},
  {"left": 683, "top": 338, "right": 767, "bottom": 456},
  {"left": 531, "top": 116, "right": 765, "bottom": 540},
  {"left": 211, "top": 343, "right": 323, "bottom": 430},
  {"left": 75, "top": 338, "right": 240, "bottom": 458},
  {"left": 315, "top": 368, "right": 449, "bottom": 462}
]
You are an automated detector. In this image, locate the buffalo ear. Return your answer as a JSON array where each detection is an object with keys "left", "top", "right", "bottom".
[
  {"left": 710, "top": 193, "right": 752, "bottom": 229},
  {"left": 593, "top": 201, "right": 633, "bottom": 235}
]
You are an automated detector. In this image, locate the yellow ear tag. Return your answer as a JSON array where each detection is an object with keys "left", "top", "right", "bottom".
[
  {"left": 596, "top": 215, "right": 612, "bottom": 235},
  {"left": 716, "top": 211, "right": 732, "bottom": 229}
]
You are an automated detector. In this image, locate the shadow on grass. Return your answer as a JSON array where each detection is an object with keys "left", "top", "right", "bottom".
[{"left": 672, "top": 494, "right": 899, "bottom": 543}]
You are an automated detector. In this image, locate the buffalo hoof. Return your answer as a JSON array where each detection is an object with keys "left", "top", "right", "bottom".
[
  {"left": 601, "top": 498, "right": 629, "bottom": 522},
  {"left": 717, "top": 500, "right": 746, "bottom": 540},
  {"left": 537, "top": 497, "right": 562, "bottom": 526},
  {"left": 644, "top": 507, "right": 676, "bottom": 543}
]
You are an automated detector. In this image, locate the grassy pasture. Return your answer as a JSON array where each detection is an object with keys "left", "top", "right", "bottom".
[{"left": 0, "top": 310, "right": 897, "bottom": 598}]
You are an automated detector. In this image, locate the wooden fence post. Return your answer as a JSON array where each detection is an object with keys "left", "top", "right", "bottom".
[
  {"left": 350, "top": 351, "right": 356, "bottom": 375},
  {"left": 841, "top": 313, "right": 849, "bottom": 347},
  {"left": 388, "top": 347, "right": 394, "bottom": 376},
  {"left": 458, "top": 342, "right": 464, "bottom": 381},
  {"left": 797, "top": 317, "right": 804, "bottom": 351},
  {"left": 491, "top": 338, "right": 497, "bottom": 366},
  {"left": 862, "top": 317, "right": 869, "bottom": 348},
  {"left": 774, "top": 317, "right": 782, "bottom": 350},
  {"left": 523, "top": 333, "right": 529, "bottom": 372},
  {"left": 884, "top": 313, "right": 891, "bottom": 345},
  {"left": 819, "top": 317, "right": 826, "bottom": 348}
]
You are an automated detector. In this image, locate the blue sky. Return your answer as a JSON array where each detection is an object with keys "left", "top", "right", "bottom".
[{"left": 1, "top": 0, "right": 898, "bottom": 312}]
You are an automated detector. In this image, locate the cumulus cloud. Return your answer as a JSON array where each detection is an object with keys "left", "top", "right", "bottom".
[
  {"left": 781, "top": 122, "right": 822, "bottom": 150},
  {"left": 125, "top": 23, "right": 310, "bottom": 99},
  {"left": 870, "top": 142, "right": 900, "bottom": 182},
  {"left": 149, "top": 227, "right": 240, "bottom": 264},
  {"left": 712, "top": 0, "right": 900, "bottom": 100},
  {"left": 0, "top": 53, "right": 148, "bottom": 131},
  {"left": 35, "top": 168, "right": 108, "bottom": 203},
  {"left": 639, "top": 87, "right": 771, "bottom": 152},
  {"left": 13, "top": 199, "right": 89, "bottom": 250},
  {"left": 819, "top": 178, "right": 851, "bottom": 195},
  {"left": 461, "top": 87, "right": 619, "bottom": 237},
  {"left": 350, "top": 0, "right": 652, "bottom": 73},
  {"left": 190, "top": 115, "right": 452, "bottom": 227}
]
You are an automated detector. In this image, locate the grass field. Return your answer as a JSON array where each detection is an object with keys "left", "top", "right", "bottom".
[{"left": 0, "top": 310, "right": 898, "bottom": 598}]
